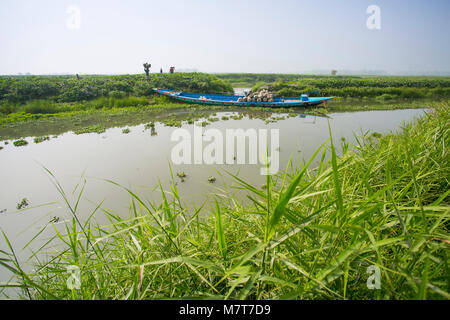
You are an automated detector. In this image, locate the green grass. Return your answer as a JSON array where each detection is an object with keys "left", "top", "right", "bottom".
[{"left": 0, "top": 103, "right": 449, "bottom": 300}]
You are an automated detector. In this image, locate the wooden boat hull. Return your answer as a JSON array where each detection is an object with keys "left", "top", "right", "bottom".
[{"left": 153, "top": 88, "right": 334, "bottom": 107}]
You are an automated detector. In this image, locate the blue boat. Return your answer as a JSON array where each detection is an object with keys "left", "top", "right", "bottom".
[{"left": 153, "top": 88, "right": 334, "bottom": 107}]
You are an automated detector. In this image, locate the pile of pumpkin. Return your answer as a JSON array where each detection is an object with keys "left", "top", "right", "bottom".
[{"left": 238, "top": 89, "right": 274, "bottom": 103}]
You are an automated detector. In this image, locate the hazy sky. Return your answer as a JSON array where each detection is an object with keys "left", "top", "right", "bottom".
[{"left": 0, "top": 0, "right": 449, "bottom": 75}]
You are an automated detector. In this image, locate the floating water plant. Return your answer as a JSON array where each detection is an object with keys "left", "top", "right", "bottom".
[
  {"left": 13, "top": 139, "right": 28, "bottom": 147},
  {"left": 122, "top": 128, "right": 131, "bottom": 134},
  {"left": 208, "top": 176, "right": 216, "bottom": 183},
  {"left": 176, "top": 172, "right": 187, "bottom": 178},
  {"left": 163, "top": 119, "right": 182, "bottom": 127},
  {"left": 33, "top": 136, "right": 50, "bottom": 144},
  {"left": 74, "top": 125, "right": 105, "bottom": 135},
  {"left": 177, "top": 171, "right": 187, "bottom": 182},
  {"left": 16, "top": 198, "right": 29, "bottom": 210},
  {"left": 144, "top": 122, "right": 155, "bottom": 129}
]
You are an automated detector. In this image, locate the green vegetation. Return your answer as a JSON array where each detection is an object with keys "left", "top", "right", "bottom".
[
  {"left": 33, "top": 136, "right": 50, "bottom": 144},
  {"left": 216, "top": 73, "right": 450, "bottom": 100},
  {"left": 12, "top": 139, "right": 28, "bottom": 147},
  {"left": 318, "top": 99, "right": 436, "bottom": 113},
  {"left": 122, "top": 128, "right": 131, "bottom": 134},
  {"left": 1, "top": 103, "right": 448, "bottom": 300},
  {"left": 217, "top": 73, "right": 450, "bottom": 90},
  {"left": 74, "top": 125, "right": 106, "bottom": 135},
  {"left": 0, "top": 73, "right": 233, "bottom": 121},
  {"left": 0, "top": 74, "right": 448, "bottom": 142},
  {"left": 16, "top": 198, "right": 29, "bottom": 210},
  {"left": 2, "top": 74, "right": 447, "bottom": 122},
  {"left": 215, "top": 73, "right": 349, "bottom": 87},
  {"left": 0, "top": 102, "right": 307, "bottom": 141},
  {"left": 250, "top": 77, "right": 450, "bottom": 100},
  {"left": 144, "top": 122, "right": 155, "bottom": 129},
  {"left": 177, "top": 172, "right": 187, "bottom": 182},
  {"left": 162, "top": 118, "right": 182, "bottom": 127},
  {"left": 176, "top": 172, "right": 187, "bottom": 178},
  {"left": 231, "top": 114, "right": 244, "bottom": 120},
  {"left": 0, "top": 98, "right": 437, "bottom": 145},
  {"left": 0, "top": 73, "right": 233, "bottom": 105}
]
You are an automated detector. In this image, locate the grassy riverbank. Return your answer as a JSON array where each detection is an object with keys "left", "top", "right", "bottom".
[{"left": 1, "top": 103, "right": 448, "bottom": 300}]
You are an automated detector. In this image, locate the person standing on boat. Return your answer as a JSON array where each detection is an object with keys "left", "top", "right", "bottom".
[{"left": 170, "top": 66, "right": 175, "bottom": 74}]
